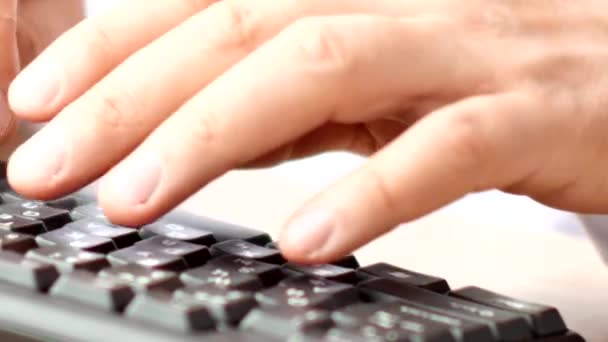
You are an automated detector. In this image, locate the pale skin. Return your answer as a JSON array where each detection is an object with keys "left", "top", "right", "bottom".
[
  {"left": 3, "top": 0, "right": 608, "bottom": 264},
  {"left": 0, "top": 0, "right": 84, "bottom": 139}
]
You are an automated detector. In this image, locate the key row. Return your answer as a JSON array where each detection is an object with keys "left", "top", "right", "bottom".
[{"left": 0, "top": 247, "right": 574, "bottom": 341}]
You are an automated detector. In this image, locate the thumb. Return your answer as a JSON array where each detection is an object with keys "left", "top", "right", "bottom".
[
  {"left": 278, "top": 90, "right": 549, "bottom": 263},
  {"left": 0, "top": 0, "right": 19, "bottom": 140}
]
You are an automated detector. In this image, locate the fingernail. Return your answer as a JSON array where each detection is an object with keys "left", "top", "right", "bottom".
[
  {"left": 9, "top": 59, "right": 60, "bottom": 112},
  {"left": 0, "top": 92, "right": 15, "bottom": 136},
  {"left": 102, "top": 151, "right": 162, "bottom": 206},
  {"left": 282, "top": 208, "right": 336, "bottom": 259},
  {"left": 9, "top": 124, "right": 66, "bottom": 184}
]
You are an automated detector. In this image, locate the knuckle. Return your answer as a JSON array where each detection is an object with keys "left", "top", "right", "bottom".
[
  {"left": 361, "top": 164, "right": 400, "bottom": 214},
  {"left": 72, "top": 19, "right": 117, "bottom": 62},
  {"left": 463, "top": 3, "right": 519, "bottom": 36},
  {"left": 283, "top": 18, "right": 354, "bottom": 76},
  {"left": 89, "top": 90, "right": 143, "bottom": 133},
  {"left": 206, "top": 0, "right": 259, "bottom": 51},
  {"left": 443, "top": 110, "right": 491, "bottom": 179},
  {"left": 182, "top": 0, "right": 216, "bottom": 12},
  {"left": 191, "top": 112, "right": 218, "bottom": 147}
]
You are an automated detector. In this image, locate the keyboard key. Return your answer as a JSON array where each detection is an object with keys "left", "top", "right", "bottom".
[
  {"left": 360, "top": 278, "right": 532, "bottom": 341},
  {"left": 181, "top": 255, "right": 283, "bottom": 290},
  {"left": 359, "top": 263, "right": 451, "bottom": 293},
  {"left": 26, "top": 246, "right": 109, "bottom": 273},
  {"left": 50, "top": 270, "right": 135, "bottom": 312},
  {"left": 331, "top": 301, "right": 459, "bottom": 342},
  {"left": 0, "top": 250, "right": 59, "bottom": 291},
  {"left": 266, "top": 241, "right": 359, "bottom": 269},
  {"left": 212, "top": 240, "right": 285, "bottom": 265},
  {"left": 449, "top": 286, "right": 568, "bottom": 337},
  {"left": 65, "top": 219, "right": 141, "bottom": 248},
  {"left": 536, "top": 332, "right": 585, "bottom": 342},
  {"left": 240, "top": 306, "right": 333, "bottom": 340},
  {"left": 134, "top": 236, "right": 210, "bottom": 268},
  {"left": 0, "top": 231, "right": 37, "bottom": 253},
  {"left": 0, "top": 201, "right": 72, "bottom": 231},
  {"left": 71, "top": 203, "right": 108, "bottom": 222},
  {"left": 108, "top": 246, "right": 184, "bottom": 271},
  {"left": 126, "top": 291, "right": 215, "bottom": 332},
  {"left": 323, "top": 328, "right": 384, "bottom": 342},
  {"left": 175, "top": 284, "right": 257, "bottom": 325},
  {"left": 255, "top": 276, "right": 358, "bottom": 311},
  {"left": 99, "top": 264, "right": 182, "bottom": 292},
  {"left": 162, "top": 212, "right": 271, "bottom": 246},
  {"left": 0, "top": 212, "right": 45, "bottom": 235},
  {"left": 140, "top": 221, "right": 216, "bottom": 246},
  {"left": 45, "top": 196, "right": 90, "bottom": 211},
  {"left": 36, "top": 226, "right": 116, "bottom": 253},
  {"left": 283, "top": 263, "right": 358, "bottom": 284}
]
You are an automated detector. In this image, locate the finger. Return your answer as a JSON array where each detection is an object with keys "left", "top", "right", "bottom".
[
  {"left": 278, "top": 90, "right": 554, "bottom": 263},
  {"left": 7, "top": 0, "right": 218, "bottom": 119},
  {"left": 0, "top": 0, "right": 18, "bottom": 138},
  {"left": 6, "top": 1, "right": 444, "bottom": 199},
  {"left": 92, "top": 14, "right": 489, "bottom": 226}
]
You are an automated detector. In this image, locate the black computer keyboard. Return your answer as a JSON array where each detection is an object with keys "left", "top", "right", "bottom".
[{"left": 0, "top": 166, "right": 585, "bottom": 341}]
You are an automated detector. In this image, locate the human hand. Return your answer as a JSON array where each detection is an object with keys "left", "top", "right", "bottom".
[
  {"left": 6, "top": 0, "right": 608, "bottom": 264},
  {"left": 0, "top": 0, "right": 83, "bottom": 142}
]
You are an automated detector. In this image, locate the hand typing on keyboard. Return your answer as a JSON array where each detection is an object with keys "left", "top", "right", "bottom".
[
  {"left": 0, "top": 0, "right": 83, "bottom": 142},
  {"left": 4, "top": 1, "right": 608, "bottom": 266}
]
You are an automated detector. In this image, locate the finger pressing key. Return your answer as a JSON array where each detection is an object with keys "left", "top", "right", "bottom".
[{"left": 280, "top": 91, "right": 554, "bottom": 263}]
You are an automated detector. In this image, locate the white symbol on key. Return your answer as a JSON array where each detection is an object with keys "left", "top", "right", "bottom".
[
  {"left": 151, "top": 271, "right": 168, "bottom": 279},
  {"left": 70, "top": 240, "right": 91, "bottom": 248},
  {"left": 0, "top": 213, "right": 13, "bottom": 220},
  {"left": 237, "top": 267, "right": 255, "bottom": 274},
  {"left": 163, "top": 248, "right": 184, "bottom": 255},
  {"left": 241, "top": 250, "right": 255, "bottom": 258},
  {"left": 313, "top": 268, "right": 334, "bottom": 277},
  {"left": 22, "top": 210, "right": 40, "bottom": 217},
  {"left": 165, "top": 224, "right": 185, "bottom": 231},
  {"left": 87, "top": 222, "right": 105, "bottom": 230},
  {"left": 5, "top": 233, "right": 19, "bottom": 240},
  {"left": 285, "top": 288, "right": 309, "bottom": 306},
  {"left": 65, "top": 256, "right": 79, "bottom": 263},
  {"left": 211, "top": 269, "right": 229, "bottom": 277},
  {"left": 137, "top": 277, "right": 152, "bottom": 285},
  {"left": 387, "top": 271, "right": 411, "bottom": 279},
  {"left": 309, "top": 279, "right": 328, "bottom": 287},
  {"left": 495, "top": 299, "right": 528, "bottom": 310},
  {"left": 118, "top": 272, "right": 136, "bottom": 282},
  {"left": 136, "top": 251, "right": 153, "bottom": 258},
  {"left": 161, "top": 239, "right": 178, "bottom": 247},
  {"left": 94, "top": 230, "right": 115, "bottom": 237},
  {"left": 66, "top": 231, "right": 86, "bottom": 240},
  {"left": 139, "top": 259, "right": 161, "bottom": 267},
  {"left": 234, "top": 258, "right": 253, "bottom": 266},
  {"left": 78, "top": 252, "right": 96, "bottom": 260},
  {"left": 21, "top": 202, "right": 40, "bottom": 209},
  {"left": 312, "top": 286, "right": 330, "bottom": 293},
  {"left": 0, "top": 221, "right": 14, "bottom": 230},
  {"left": 166, "top": 231, "right": 188, "bottom": 239}
]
